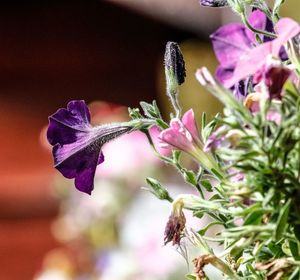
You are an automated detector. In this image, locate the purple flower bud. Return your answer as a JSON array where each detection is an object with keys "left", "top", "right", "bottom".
[{"left": 47, "top": 100, "right": 132, "bottom": 194}]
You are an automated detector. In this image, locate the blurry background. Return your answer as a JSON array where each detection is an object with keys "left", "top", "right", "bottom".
[{"left": 1, "top": 0, "right": 298, "bottom": 279}]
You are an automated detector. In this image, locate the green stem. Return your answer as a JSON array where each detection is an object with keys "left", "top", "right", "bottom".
[{"left": 241, "top": 13, "right": 276, "bottom": 39}]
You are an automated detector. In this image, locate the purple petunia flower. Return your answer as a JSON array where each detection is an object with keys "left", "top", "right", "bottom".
[
  {"left": 210, "top": 10, "right": 274, "bottom": 99},
  {"left": 224, "top": 17, "right": 300, "bottom": 89},
  {"left": 211, "top": 10, "right": 273, "bottom": 83},
  {"left": 47, "top": 100, "right": 133, "bottom": 194}
]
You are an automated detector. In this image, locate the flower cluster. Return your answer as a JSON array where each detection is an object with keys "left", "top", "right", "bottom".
[{"left": 47, "top": 1, "right": 300, "bottom": 279}]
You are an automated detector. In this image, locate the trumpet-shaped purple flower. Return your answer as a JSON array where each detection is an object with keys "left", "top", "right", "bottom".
[
  {"left": 211, "top": 10, "right": 274, "bottom": 89},
  {"left": 47, "top": 100, "right": 132, "bottom": 194},
  {"left": 225, "top": 17, "right": 300, "bottom": 88}
]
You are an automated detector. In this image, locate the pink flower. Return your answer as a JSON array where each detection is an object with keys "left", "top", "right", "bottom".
[
  {"left": 225, "top": 18, "right": 300, "bottom": 88},
  {"left": 158, "top": 109, "right": 202, "bottom": 154},
  {"left": 159, "top": 110, "right": 221, "bottom": 173},
  {"left": 266, "top": 110, "right": 282, "bottom": 125}
]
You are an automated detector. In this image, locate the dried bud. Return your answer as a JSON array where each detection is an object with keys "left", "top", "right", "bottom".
[
  {"left": 164, "top": 211, "right": 186, "bottom": 246},
  {"left": 164, "top": 199, "right": 186, "bottom": 245}
]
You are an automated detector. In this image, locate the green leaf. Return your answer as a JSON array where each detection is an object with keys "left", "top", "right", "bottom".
[
  {"left": 193, "top": 210, "right": 205, "bottom": 219},
  {"left": 155, "top": 119, "right": 169, "bottom": 129},
  {"left": 274, "top": 199, "right": 291, "bottom": 241},
  {"left": 244, "top": 209, "right": 265, "bottom": 225},
  {"left": 289, "top": 240, "right": 300, "bottom": 261},
  {"left": 185, "top": 274, "right": 197, "bottom": 280},
  {"left": 263, "top": 188, "right": 275, "bottom": 207},
  {"left": 268, "top": 242, "right": 283, "bottom": 257},
  {"left": 128, "top": 107, "right": 142, "bottom": 119},
  {"left": 152, "top": 100, "right": 162, "bottom": 119},
  {"left": 209, "top": 194, "right": 223, "bottom": 201},
  {"left": 198, "top": 221, "right": 222, "bottom": 236},
  {"left": 201, "top": 180, "right": 213, "bottom": 192},
  {"left": 145, "top": 177, "right": 172, "bottom": 202},
  {"left": 211, "top": 168, "right": 223, "bottom": 180},
  {"left": 288, "top": 267, "right": 300, "bottom": 280},
  {"left": 282, "top": 239, "right": 292, "bottom": 256},
  {"left": 201, "top": 114, "right": 220, "bottom": 142},
  {"left": 140, "top": 100, "right": 163, "bottom": 120},
  {"left": 294, "top": 225, "right": 300, "bottom": 242},
  {"left": 183, "top": 169, "right": 197, "bottom": 186},
  {"left": 172, "top": 150, "right": 181, "bottom": 162}
]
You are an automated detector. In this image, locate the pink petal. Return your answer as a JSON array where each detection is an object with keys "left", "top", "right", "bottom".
[
  {"left": 273, "top": 17, "right": 300, "bottom": 55},
  {"left": 245, "top": 10, "right": 268, "bottom": 43},
  {"left": 159, "top": 119, "right": 194, "bottom": 152},
  {"left": 225, "top": 17, "right": 300, "bottom": 88},
  {"left": 225, "top": 42, "right": 272, "bottom": 88},
  {"left": 266, "top": 110, "right": 281, "bottom": 125},
  {"left": 181, "top": 109, "right": 201, "bottom": 145}
]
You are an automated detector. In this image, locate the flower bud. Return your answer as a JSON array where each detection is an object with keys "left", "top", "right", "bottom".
[
  {"left": 146, "top": 178, "right": 172, "bottom": 202},
  {"left": 199, "top": 0, "right": 228, "bottom": 7},
  {"left": 164, "top": 198, "right": 186, "bottom": 245},
  {"left": 164, "top": 42, "right": 186, "bottom": 87}
]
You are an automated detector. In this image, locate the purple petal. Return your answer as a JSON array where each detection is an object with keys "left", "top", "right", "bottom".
[
  {"left": 225, "top": 42, "right": 273, "bottom": 88},
  {"left": 215, "top": 65, "right": 233, "bottom": 84},
  {"left": 98, "top": 152, "right": 105, "bottom": 164},
  {"left": 233, "top": 78, "right": 250, "bottom": 101},
  {"left": 54, "top": 143, "right": 102, "bottom": 194},
  {"left": 211, "top": 23, "right": 252, "bottom": 68},
  {"left": 245, "top": 10, "right": 273, "bottom": 43},
  {"left": 47, "top": 100, "right": 91, "bottom": 145}
]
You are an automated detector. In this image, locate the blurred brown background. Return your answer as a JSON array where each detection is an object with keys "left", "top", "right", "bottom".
[{"left": 0, "top": 1, "right": 223, "bottom": 279}]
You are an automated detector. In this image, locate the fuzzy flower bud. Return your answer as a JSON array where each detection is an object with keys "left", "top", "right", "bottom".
[
  {"left": 164, "top": 42, "right": 186, "bottom": 117},
  {"left": 199, "top": 0, "right": 228, "bottom": 7},
  {"left": 164, "top": 41, "right": 186, "bottom": 87}
]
